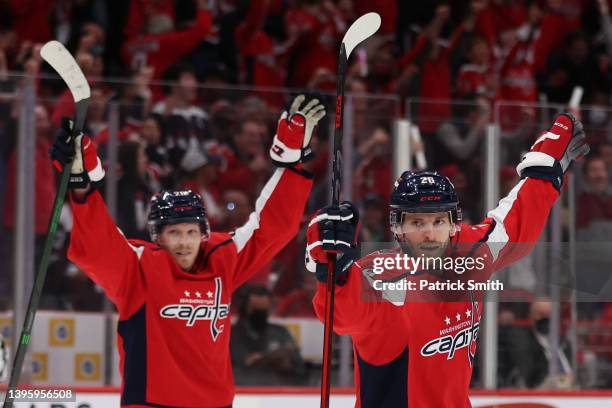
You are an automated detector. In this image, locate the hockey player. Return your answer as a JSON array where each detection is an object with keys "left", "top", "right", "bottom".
[
  {"left": 306, "top": 113, "right": 589, "bottom": 407},
  {"left": 50, "top": 95, "right": 324, "bottom": 407}
]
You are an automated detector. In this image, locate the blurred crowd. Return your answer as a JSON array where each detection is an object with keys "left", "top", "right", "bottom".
[{"left": 0, "top": 0, "right": 611, "bottom": 389}]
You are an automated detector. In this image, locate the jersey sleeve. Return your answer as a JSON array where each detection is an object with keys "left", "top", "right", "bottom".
[
  {"left": 312, "top": 264, "right": 394, "bottom": 337},
  {"left": 464, "top": 177, "right": 559, "bottom": 272},
  {"left": 230, "top": 167, "right": 312, "bottom": 287},
  {"left": 67, "top": 191, "right": 146, "bottom": 316}
]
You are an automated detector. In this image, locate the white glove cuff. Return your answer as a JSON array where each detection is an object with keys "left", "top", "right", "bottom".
[
  {"left": 270, "top": 134, "right": 301, "bottom": 164},
  {"left": 516, "top": 151, "right": 555, "bottom": 176}
]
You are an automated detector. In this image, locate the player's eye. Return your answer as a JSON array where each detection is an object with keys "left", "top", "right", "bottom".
[{"left": 434, "top": 219, "right": 447, "bottom": 226}]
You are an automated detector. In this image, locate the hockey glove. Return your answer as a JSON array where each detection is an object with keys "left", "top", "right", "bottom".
[
  {"left": 305, "top": 202, "right": 360, "bottom": 285},
  {"left": 50, "top": 117, "right": 105, "bottom": 189},
  {"left": 516, "top": 112, "right": 590, "bottom": 191},
  {"left": 270, "top": 94, "right": 326, "bottom": 167}
]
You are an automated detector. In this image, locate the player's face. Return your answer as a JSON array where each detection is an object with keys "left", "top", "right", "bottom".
[
  {"left": 395, "top": 212, "right": 454, "bottom": 257},
  {"left": 158, "top": 223, "right": 203, "bottom": 271}
]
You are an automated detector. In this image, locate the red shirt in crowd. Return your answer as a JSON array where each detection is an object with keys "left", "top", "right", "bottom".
[
  {"left": 3, "top": 137, "right": 56, "bottom": 235},
  {"left": 285, "top": 6, "right": 345, "bottom": 88},
  {"left": 121, "top": 9, "right": 212, "bottom": 83},
  {"left": 234, "top": 0, "right": 286, "bottom": 107}
]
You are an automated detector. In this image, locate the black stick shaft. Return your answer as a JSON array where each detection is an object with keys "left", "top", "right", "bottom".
[
  {"left": 2, "top": 165, "right": 71, "bottom": 408},
  {"left": 320, "top": 43, "right": 347, "bottom": 408},
  {"left": 3, "top": 100, "right": 88, "bottom": 408}
]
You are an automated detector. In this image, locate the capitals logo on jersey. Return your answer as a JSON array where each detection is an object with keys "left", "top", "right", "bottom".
[
  {"left": 159, "top": 277, "right": 230, "bottom": 341},
  {"left": 420, "top": 292, "right": 481, "bottom": 367}
]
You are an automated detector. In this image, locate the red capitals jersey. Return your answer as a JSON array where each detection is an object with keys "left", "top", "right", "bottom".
[
  {"left": 69, "top": 168, "right": 312, "bottom": 407},
  {"left": 313, "top": 177, "right": 559, "bottom": 407}
]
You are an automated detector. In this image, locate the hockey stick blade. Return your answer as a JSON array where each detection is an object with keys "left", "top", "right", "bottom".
[
  {"left": 40, "top": 41, "right": 90, "bottom": 103},
  {"left": 40, "top": 41, "right": 90, "bottom": 132},
  {"left": 341, "top": 12, "right": 381, "bottom": 59}
]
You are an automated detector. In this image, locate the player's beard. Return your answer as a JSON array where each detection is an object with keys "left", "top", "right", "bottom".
[{"left": 396, "top": 235, "right": 450, "bottom": 259}]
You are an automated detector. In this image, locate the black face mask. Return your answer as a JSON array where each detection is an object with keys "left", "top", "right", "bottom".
[
  {"left": 534, "top": 317, "right": 550, "bottom": 335},
  {"left": 248, "top": 309, "right": 268, "bottom": 331}
]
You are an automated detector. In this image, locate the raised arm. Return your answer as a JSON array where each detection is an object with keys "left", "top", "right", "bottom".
[
  {"left": 230, "top": 95, "right": 324, "bottom": 287},
  {"left": 468, "top": 113, "right": 589, "bottom": 269},
  {"left": 51, "top": 120, "right": 146, "bottom": 315}
]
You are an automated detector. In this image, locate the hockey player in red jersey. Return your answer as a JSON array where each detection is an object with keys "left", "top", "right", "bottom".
[
  {"left": 307, "top": 113, "right": 589, "bottom": 407},
  {"left": 50, "top": 94, "right": 325, "bottom": 407}
]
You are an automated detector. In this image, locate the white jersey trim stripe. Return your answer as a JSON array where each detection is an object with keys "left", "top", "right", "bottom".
[
  {"left": 117, "top": 227, "right": 144, "bottom": 260},
  {"left": 233, "top": 168, "right": 284, "bottom": 253},
  {"left": 485, "top": 178, "right": 527, "bottom": 261}
]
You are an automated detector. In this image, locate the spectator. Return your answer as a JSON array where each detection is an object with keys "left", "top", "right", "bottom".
[
  {"left": 121, "top": 0, "right": 213, "bottom": 84},
  {"left": 360, "top": 194, "right": 388, "bottom": 243},
  {"left": 180, "top": 138, "right": 223, "bottom": 228},
  {"left": 2, "top": 105, "right": 55, "bottom": 300},
  {"left": 152, "top": 64, "right": 210, "bottom": 167},
  {"left": 234, "top": 0, "right": 287, "bottom": 98},
  {"left": 353, "top": 126, "right": 392, "bottom": 203},
  {"left": 587, "top": 302, "right": 612, "bottom": 387},
  {"left": 397, "top": 3, "right": 474, "bottom": 135},
  {"left": 455, "top": 35, "right": 496, "bottom": 99},
  {"left": 84, "top": 85, "right": 111, "bottom": 136},
  {"left": 116, "top": 65, "right": 155, "bottom": 128},
  {"left": 275, "top": 272, "right": 317, "bottom": 318},
  {"left": 599, "top": 142, "right": 612, "bottom": 176},
  {"left": 577, "top": 156, "right": 612, "bottom": 235},
  {"left": 575, "top": 156, "right": 612, "bottom": 318},
  {"left": 544, "top": 31, "right": 603, "bottom": 104},
  {"left": 141, "top": 114, "right": 173, "bottom": 188},
  {"left": 438, "top": 163, "right": 479, "bottom": 223},
  {"left": 434, "top": 97, "right": 488, "bottom": 168},
  {"left": 231, "top": 285, "right": 306, "bottom": 385},
  {"left": 504, "top": 299, "right": 573, "bottom": 388},
  {"left": 583, "top": 90, "right": 611, "bottom": 146},
  {"left": 215, "top": 117, "right": 270, "bottom": 200},
  {"left": 115, "top": 140, "right": 156, "bottom": 240},
  {"left": 285, "top": 0, "right": 346, "bottom": 89}
]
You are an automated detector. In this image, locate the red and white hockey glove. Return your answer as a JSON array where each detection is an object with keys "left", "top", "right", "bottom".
[
  {"left": 270, "top": 94, "right": 326, "bottom": 167},
  {"left": 50, "top": 117, "right": 105, "bottom": 189},
  {"left": 305, "top": 202, "right": 360, "bottom": 285},
  {"left": 516, "top": 112, "right": 590, "bottom": 191}
]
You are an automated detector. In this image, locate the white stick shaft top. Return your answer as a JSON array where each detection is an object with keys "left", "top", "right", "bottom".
[{"left": 568, "top": 86, "right": 583, "bottom": 109}]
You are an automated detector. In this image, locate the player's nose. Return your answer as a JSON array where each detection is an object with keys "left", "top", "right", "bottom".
[{"left": 421, "top": 224, "right": 435, "bottom": 240}]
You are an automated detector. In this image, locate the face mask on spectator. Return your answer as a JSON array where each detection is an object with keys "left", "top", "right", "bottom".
[
  {"left": 589, "top": 108, "right": 608, "bottom": 126},
  {"left": 248, "top": 309, "right": 269, "bottom": 331},
  {"left": 534, "top": 317, "right": 550, "bottom": 335}
]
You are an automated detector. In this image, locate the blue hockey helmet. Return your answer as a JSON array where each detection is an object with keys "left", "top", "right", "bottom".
[
  {"left": 148, "top": 190, "right": 210, "bottom": 241},
  {"left": 389, "top": 171, "right": 461, "bottom": 235}
]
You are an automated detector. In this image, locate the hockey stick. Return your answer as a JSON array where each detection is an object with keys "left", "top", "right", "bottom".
[
  {"left": 320, "top": 13, "right": 381, "bottom": 408},
  {"left": 2, "top": 41, "right": 90, "bottom": 408}
]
